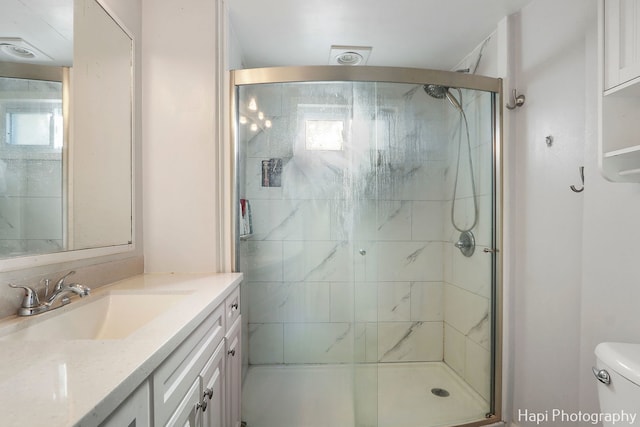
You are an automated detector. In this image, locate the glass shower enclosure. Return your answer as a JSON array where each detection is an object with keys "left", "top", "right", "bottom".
[{"left": 232, "top": 66, "right": 502, "bottom": 427}]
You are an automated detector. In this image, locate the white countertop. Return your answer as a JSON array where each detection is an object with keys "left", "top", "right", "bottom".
[{"left": 0, "top": 272, "right": 243, "bottom": 427}]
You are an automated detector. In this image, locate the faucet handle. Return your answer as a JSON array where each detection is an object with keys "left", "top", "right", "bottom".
[
  {"left": 54, "top": 271, "right": 76, "bottom": 290},
  {"left": 8, "top": 284, "right": 40, "bottom": 308}
]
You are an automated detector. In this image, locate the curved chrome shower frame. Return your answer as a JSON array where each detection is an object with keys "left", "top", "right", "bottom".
[
  {"left": 227, "top": 65, "right": 504, "bottom": 427},
  {"left": 232, "top": 65, "right": 501, "bottom": 92}
]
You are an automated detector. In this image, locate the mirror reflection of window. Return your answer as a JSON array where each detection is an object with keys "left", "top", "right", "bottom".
[
  {"left": 5, "top": 103, "right": 63, "bottom": 148},
  {"left": 0, "top": 76, "right": 64, "bottom": 256}
]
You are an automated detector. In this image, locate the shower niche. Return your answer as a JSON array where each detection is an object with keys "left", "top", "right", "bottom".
[{"left": 233, "top": 67, "right": 501, "bottom": 427}]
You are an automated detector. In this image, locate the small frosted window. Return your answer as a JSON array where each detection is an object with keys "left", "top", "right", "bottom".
[
  {"left": 305, "top": 120, "right": 344, "bottom": 151},
  {"left": 5, "top": 110, "right": 63, "bottom": 148}
]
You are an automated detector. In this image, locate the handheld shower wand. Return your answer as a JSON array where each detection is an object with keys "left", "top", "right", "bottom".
[{"left": 423, "top": 84, "right": 462, "bottom": 112}]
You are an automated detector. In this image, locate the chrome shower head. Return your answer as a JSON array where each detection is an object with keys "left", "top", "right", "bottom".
[
  {"left": 423, "top": 84, "right": 463, "bottom": 112},
  {"left": 424, "top": 84, "right": 447, "bottom": 99}
]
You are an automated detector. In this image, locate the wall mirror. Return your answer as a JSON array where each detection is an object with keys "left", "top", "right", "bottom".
[{"left": 0, "top": 0, "right": 133, "bottom": 268}]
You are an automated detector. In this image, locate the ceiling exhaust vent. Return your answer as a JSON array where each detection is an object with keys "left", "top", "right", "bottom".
[
  {"left": 0, "top": 38, "right": 52, "bottom": 62},
  {"left": 329, "top": 45, "right": 372, "bottom": 66}
]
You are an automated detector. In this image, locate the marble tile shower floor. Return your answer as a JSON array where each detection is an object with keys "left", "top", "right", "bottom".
[{"left": 242, "top": 362, "right": 488, "bottom": 427}]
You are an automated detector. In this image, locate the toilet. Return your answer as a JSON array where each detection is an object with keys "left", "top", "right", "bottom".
[{"left": 594, "top": 342, "right": 640, "bottom": 426}]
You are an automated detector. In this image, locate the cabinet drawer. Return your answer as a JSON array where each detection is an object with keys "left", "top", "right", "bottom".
[
  {"left": 224, "top": 285, "right": 240, "bottom": 332},
  {"left": 153, "top": 303, "right": 225, "bottom": 426}
]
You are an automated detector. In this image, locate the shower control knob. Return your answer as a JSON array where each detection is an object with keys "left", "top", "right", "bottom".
[{"left": 454, "top": 231, "right": 475, "bottom": 257}]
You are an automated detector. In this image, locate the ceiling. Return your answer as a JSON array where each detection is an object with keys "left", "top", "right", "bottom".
[
  {"left": 227, "top": 0, "right": 533, "bottom": 70},
  {"left": 2, "top": 0, "right": 534, "bottom": 70},
  {"left": 0, "top": 0, "right": 72, "bottom": 66}
]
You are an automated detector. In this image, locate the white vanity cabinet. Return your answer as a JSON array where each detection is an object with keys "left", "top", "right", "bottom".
[
  {"left": 225, "top": 317, "right": 242, "bottom": 427},
  {"left": 165, "top": 379, "right": 201, "bottom": 427},
  {"left": 0, "top": 273, "right": 244, "bottom": 427},
  {"left": 200, "top": 342, "right": 226, "bottom": 427},
  {"left": 153, "top": 304, "right": 226, "bottom": 426},
  {"left": 151, "top": 282, "right": 241, "bottom": 427},
  {"left": 163, "top": 342, "right": 225, "bottom": 427},
  {"left": 604, "top": 0, "right": 640, "bottom": 90},
  {"left": 599, "top": 0, "right": 640, "bottom": 181},
  {"left": 100, "top": 381, "right": 151, "bottom": 427}
]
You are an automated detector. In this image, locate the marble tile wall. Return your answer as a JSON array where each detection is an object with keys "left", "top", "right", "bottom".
[
  {"left": 239, "top": 84, "right": 494, "bottom": 397},
  {"left": 0, "top": 162, "right": 64, "bottom": 255},
  {"left": 0, "top": 78, "right": 64, "bottom": 256}
]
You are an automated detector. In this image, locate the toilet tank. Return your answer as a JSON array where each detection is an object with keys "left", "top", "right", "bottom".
[{"left": 594, "top": 342, "right": 640, "bottom": 426}]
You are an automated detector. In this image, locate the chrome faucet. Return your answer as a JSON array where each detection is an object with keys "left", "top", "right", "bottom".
[{"left": 8, "top": 271, "right": 90, "bottom": 316}]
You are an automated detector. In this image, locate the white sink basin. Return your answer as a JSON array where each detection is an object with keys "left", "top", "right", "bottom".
[{"left": 0, "top": 292, "right": 190, "bottom": 340}]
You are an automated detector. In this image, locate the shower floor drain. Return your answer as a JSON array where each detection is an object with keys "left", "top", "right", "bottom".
[{"left": 431, "top": 388, "right": 450, "bottom": 397}]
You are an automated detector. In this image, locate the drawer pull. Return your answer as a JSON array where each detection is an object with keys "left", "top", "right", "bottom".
[
  {"left": 198, "top": 387, "right": 214, "bottom": 413},
  {"left": 228, "top": 349, "right": 236, "bottom": 357},
  {"left": 203, "top": 387, "right": 213, "bottom": 400},
  {"left": 230, "top": 302, "right": 239, "bottom": 311}
]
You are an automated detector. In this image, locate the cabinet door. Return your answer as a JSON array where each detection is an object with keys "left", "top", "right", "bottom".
[
  {"left": 604, "top": 0, "right": 640, "bottom": 90},
  {"left": 165, "top": 380, "right": 200, "bottom": 427},
  {"left": 225, "top": 316, "right": 242, "bottom": 427},
  {"left": 100, "top": 381, "right": 150, "bottom": 427},
  {"left": 201, "top": 342, "right": 225, "bottom": 427}
]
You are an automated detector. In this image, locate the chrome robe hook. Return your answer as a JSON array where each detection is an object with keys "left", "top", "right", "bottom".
[
  {"left": 506, "top": 89, "right": 525, "bottom": 110},
  {"left": 570, "top": 166, "right": 584, "bottom": 193}
]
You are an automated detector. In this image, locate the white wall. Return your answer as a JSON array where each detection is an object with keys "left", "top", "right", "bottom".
[
  {"left": 510, "top": 0, "right": 590, "bottom": 422},
  {"left": 142, "top": 0, "right": 221, "bottom": 273},
  {"left": 578, "top": 24, "right": 640, "bottom": 419},
  {"left": 500, "top": 0, "right": 640, "bottom": 425}
]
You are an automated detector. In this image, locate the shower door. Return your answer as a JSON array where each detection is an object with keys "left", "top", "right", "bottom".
[{"left": 233, "top": 67, "right": 501, "bottom": 427}]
